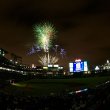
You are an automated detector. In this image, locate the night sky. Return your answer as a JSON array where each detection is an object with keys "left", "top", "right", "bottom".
[{"left": 0, "top": 0, "right": 110, "bottom": 69}]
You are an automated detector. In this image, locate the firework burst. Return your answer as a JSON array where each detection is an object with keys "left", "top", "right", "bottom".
[
  {"left": 39, "top": 55, "right": 59, "bottom": 66},
  {"left": 34, "top": 22, "right": 56, "bottom": 52}
]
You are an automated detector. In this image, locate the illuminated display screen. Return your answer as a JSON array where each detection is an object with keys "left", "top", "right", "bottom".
[
  {"left": 73, "top": 62, "right": 84, "bottom": 72},
  {"left": 69, "top": 61, "right": 88, "bottom": 73},
  {"left": 84, "top": 61, "right": 88, "bottom": 71},
  {"left": 69, "top": 63, "right": 74, "bottom": 72}
]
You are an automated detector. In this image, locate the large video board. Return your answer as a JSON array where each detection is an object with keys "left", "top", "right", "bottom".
[
  {"left": 73, "top": 61, "right": 83, "bottom": 72},
  {"left": 69, "top": 60, "right": 88, "bottom": 73}
]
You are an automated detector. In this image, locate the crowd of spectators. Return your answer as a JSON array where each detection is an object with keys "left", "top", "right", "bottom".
[{"left": 0, "top": 80, "right": 110, "bottom": 110}]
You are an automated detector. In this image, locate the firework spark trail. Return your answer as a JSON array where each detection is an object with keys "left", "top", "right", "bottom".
[
  {"left": 50, "top": 56, "right": 59, "bottom": 64},
  {"left": 39, "top": 55, "right": 48, "bottom": 66},
  {"left": 60, "top": 48, "right": 66, "bottom": 58},
  {"left": 27, "top": 46, "right": 36, "bottom": 55}
]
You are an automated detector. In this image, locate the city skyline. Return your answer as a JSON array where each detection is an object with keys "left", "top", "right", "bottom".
[{"left": 0, "top": 0, "right": 110, "bottom": 68}]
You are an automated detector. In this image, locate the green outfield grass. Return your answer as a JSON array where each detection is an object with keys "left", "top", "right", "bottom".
[{"left": 2, "top": 76, "right": 110, "bottom": 96}]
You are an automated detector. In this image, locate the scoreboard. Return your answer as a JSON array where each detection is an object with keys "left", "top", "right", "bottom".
[{"left": 69, "top": 59, "right": 88, "bottom": 73}]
